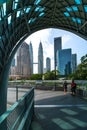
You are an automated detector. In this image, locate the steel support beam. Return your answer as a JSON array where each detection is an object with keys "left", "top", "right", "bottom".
[
  {"left": 0, "top": 34, "right": 28, "bottom": 116},
  {"left": 79, "top": 21, "right": 87, "bottom": 30}
]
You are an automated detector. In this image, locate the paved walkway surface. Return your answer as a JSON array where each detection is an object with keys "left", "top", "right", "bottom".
[{"left": 30, "top": 90, "right": 87, "bottom": 130}]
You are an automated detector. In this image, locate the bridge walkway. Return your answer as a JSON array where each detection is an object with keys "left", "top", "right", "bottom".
[{"left": 30, "top": 90, "right": 87, "bottom": 130}]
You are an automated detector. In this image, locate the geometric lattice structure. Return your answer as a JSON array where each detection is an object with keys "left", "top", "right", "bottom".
[{"left": 0, "top": 0, "right": 87, "bottom": 115}]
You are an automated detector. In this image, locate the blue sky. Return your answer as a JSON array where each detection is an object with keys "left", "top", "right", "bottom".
[{"left": 25, "top": 28, "right": 87, "bottom": 72}]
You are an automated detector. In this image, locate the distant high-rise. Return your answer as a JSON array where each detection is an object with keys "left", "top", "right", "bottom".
[
  {"left": 16, "top": 42, "right": 30, "bottom": 77},
  {"left": 29, "top": 42, "right": 33, "bottom": 75},
  {"left": 57, "top": 48, "right": 72, "bottom": 76},
  {"left": 72, "top": 54, "right": 77, "bottom": 72},
  {"left": 46, "top": 57, "right": 51, "bottom": 72},
  {"left": 10, "top": 58, "right": 15, "bottom": 75},
  {"left": 54, "top": 37, "right": 62, "bottom": 69},
  {"left": 11, "top": 58, "right": 15, "bottom": 67},
  {"left": 38, "top": 41, "right": 43, "bottom": 74},
  {"left": 43, "top": 68, "right": 47, "bottom": 74}
]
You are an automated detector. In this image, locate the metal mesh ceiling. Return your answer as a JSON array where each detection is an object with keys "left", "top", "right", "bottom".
[{"left": 0, "top": 0, "right": 87, "bottom": 73}]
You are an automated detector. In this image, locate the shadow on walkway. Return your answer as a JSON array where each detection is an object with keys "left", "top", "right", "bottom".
[{"left": 30, "top": 91, "right": 87, "bottom": 130}]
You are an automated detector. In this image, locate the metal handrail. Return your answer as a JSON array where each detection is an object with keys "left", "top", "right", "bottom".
[{"left": 0, "top": 87, "right": 34, "bottom": 130}]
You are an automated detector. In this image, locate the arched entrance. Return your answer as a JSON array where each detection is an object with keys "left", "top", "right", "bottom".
[{"left": 0, "top": 0, "right": 87, "bottom": 115}]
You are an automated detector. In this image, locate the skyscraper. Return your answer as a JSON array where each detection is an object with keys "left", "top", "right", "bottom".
[
  {"left": 38, "top": 41, "right": 43, "bottom": 74},
  {"left": 29, "top": 42, "right": 33, "bottom": 75},
  {"left": 57, "top": 48, "right": 72, "bottom": 76},
  {"left": 16, "top": 42, "right": 30, "bottom": 77},
  {"left": 46, "top": 57, "right": 51, "bottom": 72},
  {"left": 72, "top": 54, "right": 77, "bottom": 73},
  {"left": 54, "top": 37, "right": 62, "bottom": 69},
  {"left": 10, "top": 58, "right": 15, "bottom": 75},
  {"left": 11, "top": 58, "right": 15, "bottom": 67}
]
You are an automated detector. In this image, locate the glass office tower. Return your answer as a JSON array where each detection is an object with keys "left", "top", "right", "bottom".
[
  {"left": 29, "top": 42, "right": 33, "bottom": 75},
  {"left": 57, "top": 48, "right": 72, "bottom": 76},
  {"left": 72, "top": 54, "right": 77, "bottom": 73},
  {"left": 46, "top": 57, "right": 51, "bottom": 72},
  {"left": 54, "top": 37, "right": 62, "bottom": 69}
]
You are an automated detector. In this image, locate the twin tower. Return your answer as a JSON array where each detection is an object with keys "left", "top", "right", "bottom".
[{"left": 16, "top": 41, "right": 44, "bottom": 77}]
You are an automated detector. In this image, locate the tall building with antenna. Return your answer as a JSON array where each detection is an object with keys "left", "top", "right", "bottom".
[{"left": 38, "top": 41, "right": 43, "bottom": 74}]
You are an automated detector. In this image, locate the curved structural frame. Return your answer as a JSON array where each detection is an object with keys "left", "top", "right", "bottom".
[{"left": 0, "top": 0, "right": 87, "bottom": 115}]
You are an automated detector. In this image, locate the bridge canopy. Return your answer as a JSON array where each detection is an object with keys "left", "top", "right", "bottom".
[
  {"left": 0, "top": 0, "right": 87, "bottom": 73},
  {"left": 0, "top": 1, "right": 87, "bottom": 37}
]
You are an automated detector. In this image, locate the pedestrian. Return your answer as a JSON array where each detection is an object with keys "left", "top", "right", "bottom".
[
  {"left": 63, "top": 81, "right": 67, "bottom": 94},
  {"left": 71, "top": 80, "right": 76, "bottom": 95}
]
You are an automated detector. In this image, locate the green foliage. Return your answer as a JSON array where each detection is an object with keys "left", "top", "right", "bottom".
[
  {"left": 44, "top": 70, "right": 59, "bottom": 80},
  {"left": 81, "top": 54, "right": 87, "bottom": 64},
  {"left": 44, "top": 71, "right": 55, "bottom": 80},
  {"left": 29, "top": 74, "right": 42, "bottom": 80},
  {"left": 29, "top": 70, "right": 60, "bottom": 80},
  {"left": 68, "top": 54, "right": 87, "bottom": 80}
]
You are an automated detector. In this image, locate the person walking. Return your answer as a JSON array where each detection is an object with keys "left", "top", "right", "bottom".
[
  {"left": 71, "top": 80, "right": 76, "bottom": 95},
  {"left": 63, "top": 81, "right": 67, "bottom": 94}
]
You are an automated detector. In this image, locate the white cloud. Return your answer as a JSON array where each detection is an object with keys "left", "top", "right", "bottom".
[
  {"left": 62, "top": 34, "right": 72, "bottom": 48},
  {"left": 42, "top": 41, "right": 54, "bottom": 69}
]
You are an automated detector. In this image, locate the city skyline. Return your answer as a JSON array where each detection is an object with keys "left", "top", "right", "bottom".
[
  {"left": 25, "top": 28, "right": 87, "bottom": 73},
  {"left": 11, "top": 35, "right": 83, "bottom": 75}
]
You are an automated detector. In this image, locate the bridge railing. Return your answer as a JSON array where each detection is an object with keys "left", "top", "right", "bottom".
[
  {"left": 8, "top": 80, "right": 87, "bottom": 98},
  {"left": 0, "top": 87, "right": 34, "bottom": 130}
]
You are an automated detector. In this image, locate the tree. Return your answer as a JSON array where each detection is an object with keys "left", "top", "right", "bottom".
[
  {"left": 68, "top": 54, "right": 87, "bottom": 80},
  {"left": 44, "top": 70, "right": 59, "bottom": 80},
  {"left": 29, "top": 74, "right": 42, "bottom": 80}
]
